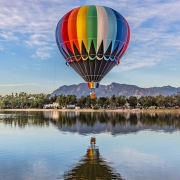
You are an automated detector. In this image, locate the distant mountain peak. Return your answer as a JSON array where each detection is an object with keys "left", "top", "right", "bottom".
[{"left": 51, "top": 83, "right": 180, "bottom": 98}]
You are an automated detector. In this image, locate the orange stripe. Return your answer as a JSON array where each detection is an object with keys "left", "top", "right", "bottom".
[{"left": 68, "top": 7, "right": 80, "bottom": 53}]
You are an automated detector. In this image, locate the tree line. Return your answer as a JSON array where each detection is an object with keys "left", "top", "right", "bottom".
[
  {"left": 1, "top": 92, "right": 180, "bottom": 109},
  {"left": 0, "top": 92, "right": 51, "bottom": 109}
]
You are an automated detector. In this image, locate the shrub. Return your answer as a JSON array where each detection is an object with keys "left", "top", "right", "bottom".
[{"left": 93, "top": 106, "right": 99, "bottom": 110}]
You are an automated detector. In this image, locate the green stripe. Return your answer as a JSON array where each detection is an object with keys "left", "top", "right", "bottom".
[
  {"left": 89, "top": 56, "right": 96, "bottom": 60},
  {"left": 87, "top": 5, "right": 97, "bottom": 52}
]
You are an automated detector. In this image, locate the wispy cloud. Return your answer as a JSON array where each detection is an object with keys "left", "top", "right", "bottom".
[
  {"left": 170, "top": 68, "right": 177, "bottom": 71},
  {"left": 31, "top": 46, "right": 54, "bottom": 60},
  {"left": 47, "top": 80, "right": 62, "bottom": 83},
  {"left": 0, "top": 0, "right": 180, "bottom": 67},
  {"left": 0, "top": 0, "right": 76, "bottom": 59},
  {"left": 0, "top": 45, "right": 4, "bottom": 51},
  {"left": 22, "top": 66, "right": 28, "bottom": 70},
  {"left": 0, "top": 83, "right": 38, "bottom": 87},
  {"left": 0, "top": 32, "right": 18, "bottom": 41}
]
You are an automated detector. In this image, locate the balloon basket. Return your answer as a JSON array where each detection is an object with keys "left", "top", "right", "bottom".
[{"left": 90, "top": 93, "right": 96, "bottom": 99}]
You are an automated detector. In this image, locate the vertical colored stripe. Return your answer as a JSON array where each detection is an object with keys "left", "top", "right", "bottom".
[
  {"left": 56, "top": 23, "right": 67, "bottom": 60},
  {"left": 104, "top": 7, "right": 117, "bottom": 53},
  {"left": 126, "top": 22, "right": 130, "bottom": 45},
  {"left": 87, "top": 83, "right": 90, "bottom": 88},
  {"left": 87, "top": 5, "right": 97, "bottom": 52},
  {"left": 111, "top": 9, "right": 124, "bottom": 53},
  {"left": 68, "top": 7, "right": 80, "bottom": 53},
  {"left": 61, "top": 10, "right": 74, "bottom": 54},
  {"left": 56, "top": 15, "right": 65, "bottom": 46},
  {"left": 123, "top": 21, "right": 128, "bottom": 43},
  {"left": 120, "top": 21, "right": 130, "bottom": 56},
  {"left": 56, "top": 15, "right": 69, "bottom": 55},
  {"left": 56, "top": 20, "right": 67, "bottom": 59},
  {"left": 96, "top": 6, "right": 108, "bottom": 53},
  {"left": 77, "top": 6, "right": 88, "bottom": 53},
  {"left": 55, "top": 22, "right": 62, "bottom": 53},
  {"left": 117, "top": 21, "right": 127, "bottom": 54}
]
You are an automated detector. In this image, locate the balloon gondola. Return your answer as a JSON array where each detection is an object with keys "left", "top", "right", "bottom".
[{"left": 56, "top": 5, "right": 130, "bottom": 98}]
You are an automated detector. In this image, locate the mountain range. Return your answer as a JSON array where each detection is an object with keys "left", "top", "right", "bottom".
[{"left": 51, "top": 82, "right": 180, "bottom": 98}]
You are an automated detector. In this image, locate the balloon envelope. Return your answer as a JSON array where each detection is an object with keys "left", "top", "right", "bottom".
[{"left": 56, "top": 5, "right": 130, "bottom": 83}]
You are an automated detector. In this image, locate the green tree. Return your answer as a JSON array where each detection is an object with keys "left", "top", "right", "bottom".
[
  {"left": 97, "top": 97, "right": 108, "bottom": 108},
  {"left": 56, "top": 95, "right": 67, "bottom": 107},
  {"left": 104, "top": 98, "right": 110, "bottom": 109},
  {"left": 155, "top": 95, "right": 166, "bottom": 107},
  {"left": 128, "top": 96, "right": 137, "bottom": 108},
  {"left": 139, "top": 96, "right": 156, "bottom": 108},
  {"left": 77, "top": 96, "right": 86, "bottom": 108},
  {"left": 110, "top": 95, "right": 117, "bottom": 109},
  {"left": 66, "top": 95, "right": 77, "bottom": 105},
  {"left": 117, "top": 96, "right": 126, "bottom": 107}
]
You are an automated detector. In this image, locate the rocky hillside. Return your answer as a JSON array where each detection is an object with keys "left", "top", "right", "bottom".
[{"left": 51, "top": 82, "right": 180, "bottom": 98}]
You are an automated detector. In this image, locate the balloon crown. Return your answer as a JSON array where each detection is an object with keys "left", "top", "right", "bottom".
[{"left": 56, "top": 5, "right": 130, "bottom": 63}]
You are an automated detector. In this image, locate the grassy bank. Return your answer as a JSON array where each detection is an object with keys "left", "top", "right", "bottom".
[{"left": 0, "top": 108, "right": 180, "bottom": 114}]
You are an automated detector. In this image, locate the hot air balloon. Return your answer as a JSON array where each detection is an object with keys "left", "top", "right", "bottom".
[{"left": 56, "top": 5, "right": 130, "bottom": 99}]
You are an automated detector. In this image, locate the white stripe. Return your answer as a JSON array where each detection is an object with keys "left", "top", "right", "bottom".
[{"left": 96, "top": 6, "right": 108, "bottom": 53}]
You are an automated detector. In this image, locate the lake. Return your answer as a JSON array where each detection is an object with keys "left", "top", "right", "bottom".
[{"left": 0, "top": 111, "right": 180, "bottom": 180}]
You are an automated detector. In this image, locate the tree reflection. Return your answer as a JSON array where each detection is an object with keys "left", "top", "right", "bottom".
[
  {"left": 0, "top": 111, "right": 50, "bottom": 128},
  {"left": 63, "top": 137, "right": 124, "bottom": 180},
  {"left": 1, "top": 111, "right": 180, "bottom": 133},
  {"left": 139, "top": 113, "right": 180, "bottom": 129}
]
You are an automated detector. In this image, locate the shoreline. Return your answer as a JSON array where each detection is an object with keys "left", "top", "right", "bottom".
[{"left": 1, "top": 108, "right": 180, "bottom": 113}]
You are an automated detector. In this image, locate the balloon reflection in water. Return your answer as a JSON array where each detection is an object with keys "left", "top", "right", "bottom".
[{"left": 63, "top": 137, "right": 124, "bottom": 180}]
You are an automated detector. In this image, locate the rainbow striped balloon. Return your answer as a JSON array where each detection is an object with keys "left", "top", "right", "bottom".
[
  {"left": 56, "top": 5, "right": 130, "bottom": 85},
  {"left": 56, "top": 5, "right": 130, "bottom": 62}
]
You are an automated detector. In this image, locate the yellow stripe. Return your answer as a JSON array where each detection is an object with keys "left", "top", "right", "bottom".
[
  {"left": 77, "top": 6, "right": 88, "bottom": 53},
  {"left": 82, "top": 56, "right": 88, "bottom": 60}
]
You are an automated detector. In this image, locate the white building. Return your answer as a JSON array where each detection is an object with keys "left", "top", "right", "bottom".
[{"left": 43, "top": 102, "right": 59, "bottom": 109}]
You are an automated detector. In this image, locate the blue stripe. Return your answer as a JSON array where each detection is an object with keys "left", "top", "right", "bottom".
[
  {"left": 58, "top": 15, "right": 70, "bottom": 56},
  {"left": 122, "top": 21, "right": 128, "bottom": 43},
  {"left": 110, "top": 9, "right": 124, "bottom": 53},
  {"left": 103, "top": 7, "right": 117, "bottom": 53},
  {"left": 55, "top": 18, "right": 69, "bottom": 58}
]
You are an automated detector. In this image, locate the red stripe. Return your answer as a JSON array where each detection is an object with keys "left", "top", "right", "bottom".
[
  {"left": 61, "top": 10, "right": 74, "bottom": 54},
  {"left": 120, "top": 21, "right": 130, "bottom": 56}
]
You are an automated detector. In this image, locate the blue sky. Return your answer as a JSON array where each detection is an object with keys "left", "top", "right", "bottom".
[{"left": 1, "top": 0, "right": 180, "bottom": 95}]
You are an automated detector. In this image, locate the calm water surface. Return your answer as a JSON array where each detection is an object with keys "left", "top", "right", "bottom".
[{"left": 0, "top": 111, "right": 180, "bottom": 180}]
